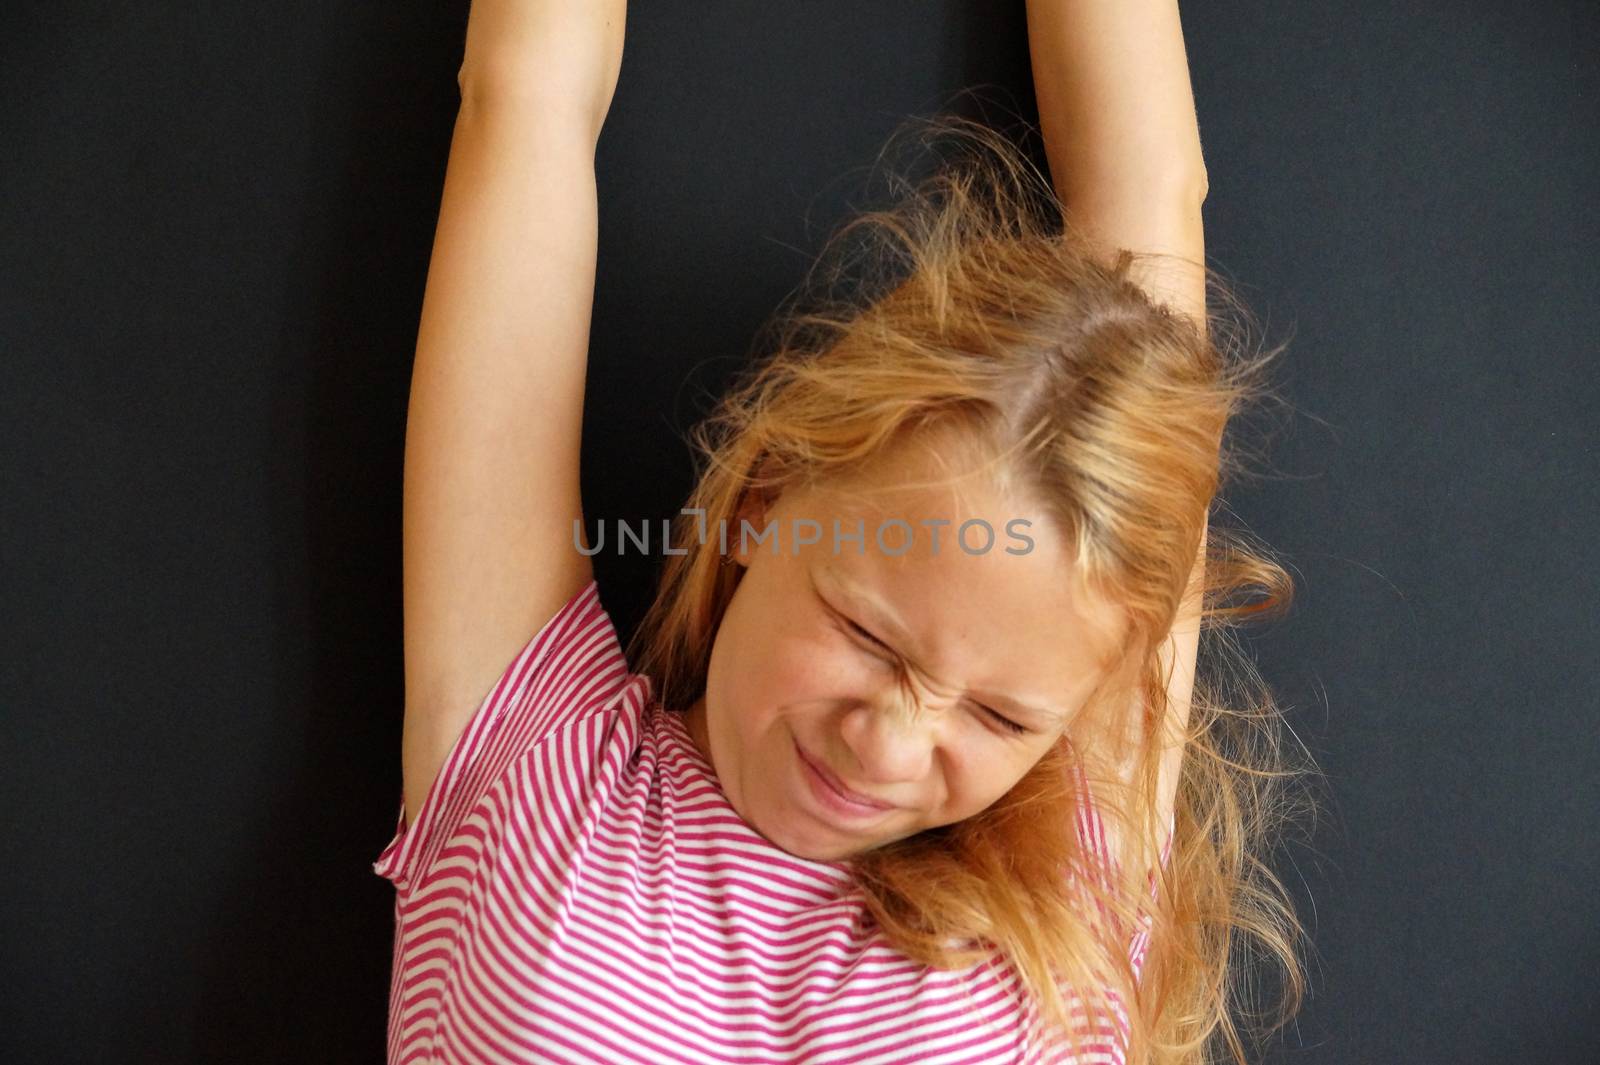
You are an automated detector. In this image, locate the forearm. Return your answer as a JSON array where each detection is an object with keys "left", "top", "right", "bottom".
[{"left": 1025, "top": 0, "right": 1207, "bottom": 201}]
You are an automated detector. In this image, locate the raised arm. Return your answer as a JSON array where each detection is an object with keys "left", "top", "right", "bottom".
[
  {"left": 1026, "top": 0, "right": 1208, "bottom": 321},
  {"left": 1025, "top": 0, "right": 1208, "bottom": 877},
  {"left": 398, "top": 0, "right": 626, "bottom": 830}
]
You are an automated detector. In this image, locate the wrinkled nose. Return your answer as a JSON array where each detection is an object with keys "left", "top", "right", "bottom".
[{"left": 838, "top": 678, "right": 940, "bottom": 785}]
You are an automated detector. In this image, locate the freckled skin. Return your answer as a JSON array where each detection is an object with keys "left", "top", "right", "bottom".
[{"left": 683, "top": 435, "right": 1126, "bottom": 862}]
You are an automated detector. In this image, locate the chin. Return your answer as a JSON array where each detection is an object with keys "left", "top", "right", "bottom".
[{"left": 748, "top": 801, "right": 860, "bottom": 863}]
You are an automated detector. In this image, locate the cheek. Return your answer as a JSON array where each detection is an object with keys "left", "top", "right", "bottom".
[
  {"left": 942, "top": 763, "right": 996, "bottom": 816},
  {"left": 712, "top": 606, "right": 839, "bottom": 734},
  {"left": 763, "top": 618, "right": 883, "bottom": 711}
]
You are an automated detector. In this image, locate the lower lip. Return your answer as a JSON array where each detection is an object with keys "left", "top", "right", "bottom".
[{"left": 794, "top": 740, "right": 895, "bottom": 821}]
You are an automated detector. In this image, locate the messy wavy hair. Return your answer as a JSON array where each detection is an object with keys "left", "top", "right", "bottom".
[{"left": 625, "top": 108, "right": 1318, "bottom": 1065}]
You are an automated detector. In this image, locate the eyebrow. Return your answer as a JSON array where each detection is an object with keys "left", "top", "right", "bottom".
[{"left": 815, "top": 566, "right": 1065, "bottom": 726}]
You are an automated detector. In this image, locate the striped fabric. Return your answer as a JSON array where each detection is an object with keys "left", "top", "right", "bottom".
[{"left": 373, "top": 579, "right": 1173, "bottom": 1064}]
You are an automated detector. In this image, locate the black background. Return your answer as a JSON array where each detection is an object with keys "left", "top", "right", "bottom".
[{"left": 3, "top": 2, "right": 1596, "bottom": 1062}]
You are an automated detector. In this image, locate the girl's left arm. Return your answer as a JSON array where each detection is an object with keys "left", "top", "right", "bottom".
[
  {"left": 1026, "top": 0, "right": 1208, "bottom": 319},
  {"left": 1025, "top": 0, "right": 1208, "bottom": 880}
]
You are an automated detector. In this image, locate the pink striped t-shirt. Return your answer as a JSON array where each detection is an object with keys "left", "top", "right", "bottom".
[{"left": 373, "top": 578, "right": 1172, "bottom": 1064}]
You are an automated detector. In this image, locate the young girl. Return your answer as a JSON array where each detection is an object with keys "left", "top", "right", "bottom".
[{"left": 374, "top": 2, "right": 1308, "bottom": 1063}]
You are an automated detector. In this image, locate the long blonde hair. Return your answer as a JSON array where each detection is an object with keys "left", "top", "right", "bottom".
[{"left": 625, "top": 110, "right": 1316, "bottom": 1065}]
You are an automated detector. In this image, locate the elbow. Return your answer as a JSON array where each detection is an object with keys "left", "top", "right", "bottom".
[
  {"left": 1174, "top": 160, "right": 1209, "bottom": 205},
  {"left": 1165, "top": 156, "right": 1210, "bottom": 204},
  {"left": 1072, "top": 162, "right": 1209, "bottom": 209}
]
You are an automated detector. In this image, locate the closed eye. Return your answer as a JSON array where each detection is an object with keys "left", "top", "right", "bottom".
[
  {"left": 841, "top": 617, "right": 1030, "bottom": 736},
  {"left": 979, "top": 704, "right": 1031, "bottom": 735},
  {"left": 843, "top": 618, "right": 895, "bottom": 661}
]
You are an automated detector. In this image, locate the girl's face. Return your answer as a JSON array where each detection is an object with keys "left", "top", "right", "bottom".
[{"left": 682, "top": 436, "right": 1127, "bottom": 862}]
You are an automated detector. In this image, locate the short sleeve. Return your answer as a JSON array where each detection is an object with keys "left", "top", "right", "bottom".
[
  {"left": 1127, "top": 813, "right": 1175, "bottom": 984},
  {"left": 1069, "top": 761, "right": 1176, "bottom": 985},
  {"left": 371, "top": 577, "right": 639, "bottom": 893}
]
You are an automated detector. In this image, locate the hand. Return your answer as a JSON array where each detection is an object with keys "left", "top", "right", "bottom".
[{"left": 458, "top": 0, "right": 627, "bottom": 139}]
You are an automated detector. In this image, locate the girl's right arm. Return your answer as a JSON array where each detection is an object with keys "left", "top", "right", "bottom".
[{"left": 397, "top": 0, "right": 625, "bottom": 830}]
